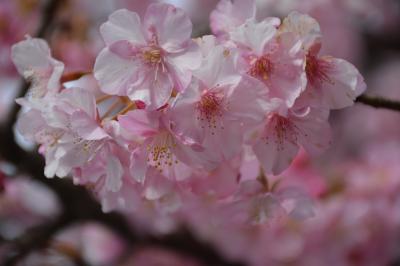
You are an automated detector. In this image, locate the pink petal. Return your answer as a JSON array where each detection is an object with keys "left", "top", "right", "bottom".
[
  {"left": 210, "top": 0, "right": 256, "bottom": 35},
  {"left": 71, "top": 110, "right": 108, "bottom": 141},
  {"left": 16, "top": 109, "right": 46, "bottom": 141},
  {"left": 109, "top": 40, "right": 139, "bottom": 59},
  {"left": 230, "top": 19, "right": 277, "bottom": 56},
  {"left": 119, "top": 109, "right": 159, "bottom": 137},
  {"left": 292, "top": 107, "right": 332, "bottom": 155},
  {"left": 166, "top": 41, "right": 201, "bottom": 91},
  {"left": 59, "top": 88, "right": 97, "bottom": 119},
  {"left": 169, "top": 80, "right": 204, "bottom": 145},
  {"left": 143, "top": 168, "right": 174, "bottom": 200},
  {"left": 144, "top": 3, "right": 192, "bottom": 53},
  {"left": 94, "top": 48, "right": 142, "bottom": 97},
  {"left": 11, "top": 37, "right": 64, "bottom": 94},
  {"left": 267, "top": 32, "right": 307, "bottom": 108},
  {"left": 106, "top": 155, "right": 123, "bottom": 192},
  {"left": 226, "top": 76, "right": 269, "bottom": 125},
  {"left": 147, "top": 69, "right": 174, "bottom": 110},
  {"left": 100, "top": 9, "right": 146, "bottom": 46},
  {"left": 194, "top": 46, "right": 241, "bottom": 89},
  {"left": 280, "top": 11, "right": 322, "bottom": 51},
  {"left": 129, "top": 147, "right": 148, "bottom": 184},
  {"left": 252, "top": 124, "right": 300, "bottom": 175},
  {"left": 319, "top": 57, "right": 367, "bottom": 109}
]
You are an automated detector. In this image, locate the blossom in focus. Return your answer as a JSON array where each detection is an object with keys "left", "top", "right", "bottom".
[
  {"left": 169, "top": 45, "right": 268, "bottom": 165},
  {"left": 252, "top": 106, "right": 332, "bottom": 175},
  {"left": 11, "top": 0, "right": 366, "bottom": 226},
  {"left": 94, "top": 3, "right": 201, "bottom": 109},
  {"left": 280, "top": 12, "right": 367, "bottom": 109}
]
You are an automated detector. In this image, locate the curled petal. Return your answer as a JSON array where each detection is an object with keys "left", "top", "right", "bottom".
[
  {"left": 210, "top": 0, "right": 256, "bottom": 35},
  {"left": 144, "top": 3, "right": 192, "bottom": 53},
  {"left": 100, "top": 9, "right": 146, "bottom": 46},
  {"left": 280, "top": 11, "right": 321, "bottom": 51},
  {"left": 319, "top": 57, "right": 367, "bottom": 109},
  {"left": 230, "top": 19, "right": 277, "bottom": 56}
]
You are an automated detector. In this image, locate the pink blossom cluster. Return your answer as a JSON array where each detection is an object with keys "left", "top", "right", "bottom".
[
  {"left": 177, "top": 142, "right": 400, "bottom": 266},
  {"left": 12, "top": 1, "right": 366, "bottom": 220}
]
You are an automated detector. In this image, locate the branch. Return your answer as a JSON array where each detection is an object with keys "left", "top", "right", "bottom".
[{"left": 355, "top": 94, "right": 400, "bottom": 111}]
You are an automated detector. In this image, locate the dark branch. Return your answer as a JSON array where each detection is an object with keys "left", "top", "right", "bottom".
[{"left": 355, "top": 94, "right": 400, "bottom": 111}]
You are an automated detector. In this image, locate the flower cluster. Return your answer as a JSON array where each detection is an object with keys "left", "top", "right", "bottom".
[{"left": 12, "top": 1, "right": 365, "bottom": 219}]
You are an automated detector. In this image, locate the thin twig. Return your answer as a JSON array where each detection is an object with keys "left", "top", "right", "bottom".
[{"left": 355, "top": 94, "right": 400, "bottom": 111}]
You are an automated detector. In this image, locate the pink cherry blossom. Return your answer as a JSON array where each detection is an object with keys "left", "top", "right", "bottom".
[
  {"left": 17, "top": 85, "right": 109, "bottom": 178},
  {"left": 11, "top": 36, "right": 64, "bottom": 100},
  {"left": 303, "top": 48, "right": 366, "bottom": 109},
  {"left": 169, "top": 46, "right": 268, "bottom": 165},
  {"left": 252, "top": 105, "right": 332, "bottom": 175},
  {"left": 9, "top": 1, "right": 372, "bottom": 250},
  {"left": 281, "top": 12, "right": 367, "bottom": 110},
  {"left": 94, "top": 3, "right": 201, "bottom": 109},
  {"left": 231, "top": 19, "right": 307, "bottom": 109},
  {"left": 118, "top": 109, "right": 201, "bottom": 183}
]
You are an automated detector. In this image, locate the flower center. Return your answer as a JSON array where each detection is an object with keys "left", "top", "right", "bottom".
[
  {"left": 305, "top": 53, "right": 334, "bottom": 86},
  {"left": 264, "top": 114, "right": 298, "bottom": 151},
  {"left": 142, "top": 47, "right": 162, "bottom": 65},
  {"left": 249, "top": 55, "right": 274, "bottom": 80},
  {"left": 147, "top": 132, "right": 178, "bottom": 171},
  {"left": 196, "top": 91, "right": 224, "bottom": 132}
]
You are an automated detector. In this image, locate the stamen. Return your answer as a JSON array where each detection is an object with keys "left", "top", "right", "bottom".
[
  {"left": 306, "top": 53, "right": 334, "bottom": 86},
  {"left": 147, "top": 133, "right": 178, "bottom": 172},
  {"left": 196, "top": 91, "right": 224, "bottom": 133},
  {"left": 142, "top": 47, "right": 162, "bottom": 65},
  {"left": 111, "top": 101, "right": 136, "bottom": 120},
  {"left": 264, "top": 115, "right": 298, "bottom": 151},
  {"left": 249, "top": 55, "right": 274, "bottom": 80}
]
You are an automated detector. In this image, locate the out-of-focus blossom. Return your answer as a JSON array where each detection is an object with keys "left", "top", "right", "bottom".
[
  {"left": 122, "top": 247, "right": 202, "bottom": 266},
  {"left": 0, "top": 177, "right": 60, "bottom": 240},
  {"left": 11, "top": 0, "right": 366, "bottom": 220},
  {"left": 12, "top": 36, "right": 64, "bottom": 100}
]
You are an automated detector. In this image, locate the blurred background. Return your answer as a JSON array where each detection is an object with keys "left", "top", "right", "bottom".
[{"left": 0, "top": 0, "right": 400, "bottom": 265}]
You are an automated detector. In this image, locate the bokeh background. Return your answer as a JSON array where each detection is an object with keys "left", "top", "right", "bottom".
[{"left": 0, "top": 0, "right": 400, "bottom": 265}]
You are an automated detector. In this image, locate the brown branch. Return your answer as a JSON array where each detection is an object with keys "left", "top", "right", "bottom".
[{"left": 355, "top": 94, "right": 400, "bottom": 111}]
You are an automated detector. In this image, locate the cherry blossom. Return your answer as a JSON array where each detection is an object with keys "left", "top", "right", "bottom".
[
  {"left": 282, "top": 12, "right": 366, "bottom": 109},
  {"left": 11, "top": 36, "right": 64, "bottom": 100},
  {"left": 169, "top": 46, "right": 268, "bottom": 165},
  {"left": 251, "top": 105, "right": 332, "bottom": 175},
  {"left": 118, "top": 109, "right": 199, "bottom": 183},
  {"left": 94, "top": 3, "right": 201, "bottom": 109},
  {"left": 230, "top": 19, "right": 307, "bottom": 109},
  {"left": 11, "top": 0, "right": 366, "bottom": 225}
]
